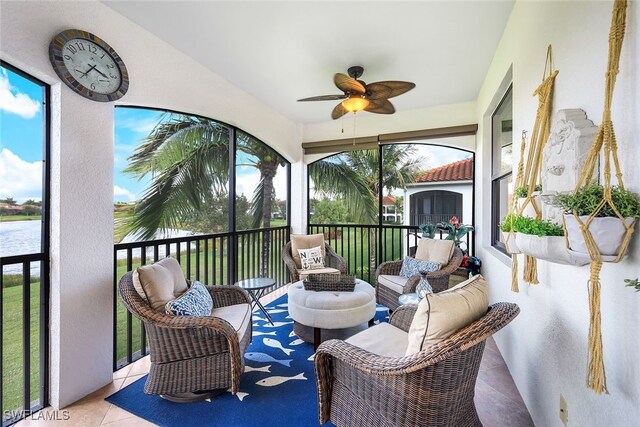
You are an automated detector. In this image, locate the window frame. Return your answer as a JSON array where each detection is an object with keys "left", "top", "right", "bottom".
[{"left": 490, "top": 84, "right": 513, "bottom": 253}]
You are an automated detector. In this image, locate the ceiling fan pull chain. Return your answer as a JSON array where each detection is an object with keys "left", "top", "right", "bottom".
[{"left": 353, "top": 112, "right": 357, "bottom": 146}]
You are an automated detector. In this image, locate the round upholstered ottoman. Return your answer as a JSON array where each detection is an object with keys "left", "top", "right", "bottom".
[{"left": 288, "top": 279, "right": 376, "bottom": 349}]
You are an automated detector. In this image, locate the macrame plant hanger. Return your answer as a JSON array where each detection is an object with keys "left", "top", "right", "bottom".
[
  {"left": 510, "top": 46, "right": 558, "bottom": 291},
  {"left": 564, "top": 0, "right": 633, "bottom": 395},
  {"left": 506, "top": 131, "right": 526, "bottom": 292}
]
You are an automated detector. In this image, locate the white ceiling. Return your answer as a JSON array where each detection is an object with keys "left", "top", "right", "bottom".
[{"left": 103, "top": 1, "right": 514, "bottom": 124}]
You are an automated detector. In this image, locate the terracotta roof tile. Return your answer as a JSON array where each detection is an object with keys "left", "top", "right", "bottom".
[
  {"left": 415, "top": 157, "right": 474, "bottom": 183},
  {"left": 382, "top": 196, "right": 396, "bottom": 206}
]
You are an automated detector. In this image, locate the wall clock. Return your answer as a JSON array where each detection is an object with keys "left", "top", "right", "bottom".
[{"left": 49, "top": 29, "right": 129, "bottom": 102}]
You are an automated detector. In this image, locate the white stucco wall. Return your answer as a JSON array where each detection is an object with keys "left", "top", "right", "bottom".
[
  {"left": 0, "top": 0, "right": 301, "bottom": 408},
  {"left": 476, "top": 1, "right": 639, "bottom": 426}
]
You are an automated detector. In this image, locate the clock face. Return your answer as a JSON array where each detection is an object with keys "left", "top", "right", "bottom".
[
  {"left": 49, "top": 29, "right": 129, "bottom": 102},
  {"left": 62, "top": 38, "right": 122, "bottom": 95}
]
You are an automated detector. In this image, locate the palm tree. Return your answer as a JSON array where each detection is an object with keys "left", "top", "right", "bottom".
[
  {"left": 309, "top": 145, "right": 422, "bottom": 223},
  {"left": 121, "top": 113, "right": 285, "bottom": 277},
  {"left": 309, "top": 145, "right": 423, "bottom": 269}
]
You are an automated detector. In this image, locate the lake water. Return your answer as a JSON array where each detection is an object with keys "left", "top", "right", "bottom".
[{"left": 0, "top": 220, "right": 198, "bottom": 276}]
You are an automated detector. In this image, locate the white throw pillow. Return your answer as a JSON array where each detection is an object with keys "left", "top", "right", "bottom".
[
  {"left": 414, "top": 238, "right": 455, "bottom": 265},
  {"left": 298, "top": 246, "right": 325, "bottom": 270},
  {"left": 405, "top": 274, "right": 489, "bottom": 355}
]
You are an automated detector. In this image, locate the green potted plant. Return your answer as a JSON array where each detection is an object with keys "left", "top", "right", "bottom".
[
  {"left": 514, "top": 184, "right": 542, "bottom": 218},
  {"left": 437, "top": 216, "right": 474, "bottom": 253},
  {"left": 499, "top": 213, "right": 522, "bottom": 254},
  {"left": 555, "top": 183, "right": 639, "bottom": 257},
  {"left": 508, "top": 214, "right": 589, "bottom": 266}
]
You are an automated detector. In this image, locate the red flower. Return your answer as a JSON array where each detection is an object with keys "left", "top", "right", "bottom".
[
  {"left": 449, "top": 216, "right": 460, "bottom": 229},
  {"left": 461, "top": 254, "right": 469, "bottom": 267}
]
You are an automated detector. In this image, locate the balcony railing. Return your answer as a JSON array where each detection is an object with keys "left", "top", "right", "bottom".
[
  {"left": 112, "top": 226, "right": 289, "bottom": 370},
  {"left": 308, "top": 223, "right": 474, "bottom": 284},
  {"left": 1, "top": 253, "right": 48, "bottom": 426},
  {"left": 409, "top": 213, "right": 463, "bottom": 227}
]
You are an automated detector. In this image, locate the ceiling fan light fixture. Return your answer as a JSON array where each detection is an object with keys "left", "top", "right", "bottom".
[{"left": 341, "top": 94, "right": 369, "bottom": 112}]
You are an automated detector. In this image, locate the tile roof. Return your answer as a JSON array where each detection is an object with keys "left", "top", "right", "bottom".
[
  {"left": 415, "top": 157, "right": 474, "bottom": 183},
  {"left": 382, "top": 196, "right": 396, "bottom": 206}
]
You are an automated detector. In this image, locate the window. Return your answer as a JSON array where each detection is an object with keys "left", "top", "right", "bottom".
[
  {"left": 491, "top": 85, "right": 513, "bottom": 252},
  {"left": 1, "top": 62, "right": 50, "bottom": 424}
]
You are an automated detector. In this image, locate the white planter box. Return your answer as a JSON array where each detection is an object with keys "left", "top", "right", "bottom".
[
  {"left": 564, "top": 215, "right": 635, "bottom": 256},
  {"left": 517, "top": 198, "right": 538, "bottom": 218},
  {"left": 515, "top": 233, "right": 590, "bottom": 266},
  {"left": 501, "top": 230, "right": 521, "bottom": 254}
]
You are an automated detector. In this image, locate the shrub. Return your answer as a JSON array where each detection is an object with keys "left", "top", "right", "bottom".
[
  {"left": 554, "top": 183, "right": 640, "bottom": 218},
  {"left": 501, "top": 214, "right": 564, "bottom": 237}
]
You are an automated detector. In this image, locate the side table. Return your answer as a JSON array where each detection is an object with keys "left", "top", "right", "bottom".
[{"left": 235, "top": 277, "right": 275, "bottom": 325}]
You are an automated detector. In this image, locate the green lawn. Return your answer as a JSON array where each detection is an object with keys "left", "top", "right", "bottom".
[{"left": 0, "top": 215, "right": 41, "bottom": 222}]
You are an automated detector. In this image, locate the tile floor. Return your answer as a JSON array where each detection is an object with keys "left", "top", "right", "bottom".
[{"left": 15, "top": 285, "right": 534, "bottom": 426}]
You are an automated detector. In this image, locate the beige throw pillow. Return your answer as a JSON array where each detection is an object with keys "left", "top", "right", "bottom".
[
  {"left": 132, "top": 257, "right": 188, "bottom": 312},
  {"left": 290, "top": 234, "right": 325, "bottom": 268},
  {"left": 414, "top": 238, "right": 455, "bottom": 266},
  {"left": 297, "top": 246, "right": 325, "bottom": 270},
  {"left": 405, "top": 274, "right": 489, "bottom": 355}
]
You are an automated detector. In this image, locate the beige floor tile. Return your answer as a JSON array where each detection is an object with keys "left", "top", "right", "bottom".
[
  {"left": 120, "top": 374, "right": 146, "bottom": 389},
  {"left": 112, "top": 364, "right": 132, "bottom": 380},
  {"left": 100, "top": 404, "right": 138, "bottom": 425},
  {"left": 101, "top": 415, "right": 157, "bottom": 426},
  {"left": 127, "top": 356, "right": 151, "bottom": 377}
]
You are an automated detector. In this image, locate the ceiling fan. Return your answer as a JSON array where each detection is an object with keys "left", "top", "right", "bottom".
[{"left": 297, "top": 66, "right": 416, "bottom": 120}]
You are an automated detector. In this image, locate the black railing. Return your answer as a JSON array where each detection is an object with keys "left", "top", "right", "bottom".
[
  {"left": 112, "top": 226, "right": 289, "bottom": 370},
  {"left": 1, "top": 253, "right": 48, "bottom": 427},
  {"left": 409, "top": 213, "right": 463, "bottom": 227},
  {"left": 308, "top": 223, "right": 474, "bottom": 284}
]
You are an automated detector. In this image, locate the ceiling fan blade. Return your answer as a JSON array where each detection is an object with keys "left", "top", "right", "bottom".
[
  {"left": 364, "top": 82, "right": 394, "bottom": 100},
  {"left": 365, "top": 99, "right": 395, "bottom": 115},
  {"left": 297, "top": 94, "right": 348, "bottom": 102},
  {"left": 334, "top": 73, "right": 365, "bottom": 94},
  {"left": 331, "top": 103, "right": 348, "bottom": 120},
  {"left": 367, "top": 81, "right": 416, "bottom": 99}
]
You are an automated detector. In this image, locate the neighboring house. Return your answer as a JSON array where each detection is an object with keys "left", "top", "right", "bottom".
[
  {"left": 382, "top": 195, "right": 402, "bottom": 223},
  {"left": 404, "top": 157, "right": 473, "bottom": 227}
]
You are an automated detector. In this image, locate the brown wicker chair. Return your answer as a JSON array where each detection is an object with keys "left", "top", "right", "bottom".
[
  {"left": 118, "top": 272, "right": 252, "bottom": 400},
  {"left": 283, "top": 241, "right": 348, "bottom": 283},
  {"left": 375, "top": 246, "right": 464, "bottom": 311},
  {"left": 314, "top": 302, "right": 520, "bottom": 427}
]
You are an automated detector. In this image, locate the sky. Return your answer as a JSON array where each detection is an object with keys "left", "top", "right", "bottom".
[{"left": 0, "top": 66, "right": 44, "bottom": 203}]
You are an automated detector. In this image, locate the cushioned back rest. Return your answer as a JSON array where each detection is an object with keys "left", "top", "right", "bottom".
[
  {"left": 290, "top": 234, "right": 326, "bottom": 268},
  {"left": 405, "top": 274, "right": 489, "bottom": 355},
  {"left": 414, "top": 238, "right": 455, "bottom": 266},
  {"left": 133, "top": 257, "right": 189, "bottom": 312}
]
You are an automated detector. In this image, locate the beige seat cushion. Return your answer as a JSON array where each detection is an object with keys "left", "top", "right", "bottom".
[
  {"left": 132, "top": 257, "right": 188, "bottom": 312},
  {"left": 405, "top": 274, "right": 489, "bottom": 355},
  {"left": 346, "top": 323, "right": 408, "bottom": 357},
  {"left": 414, "top": 238, "right": 455, "bottom": 265},
  {"left": 290, "top": 234, "right": 326, "bottom": 268},
  {"left": 297, "top": 267, "right": 340, "bottom": 280},
  {"left": 211, "top": 303, "right": 251, "bottom": 343},
  {"left": 377, "top": 274, "right": 409, "bottom": 294}
]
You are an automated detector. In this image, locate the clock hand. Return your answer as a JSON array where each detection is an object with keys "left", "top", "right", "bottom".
[
  {"left": 79, "top": 64, "right": 96, "bottom": 78},
  {"left": 92, "top": 67, "right": 109, "bottom": 79}
]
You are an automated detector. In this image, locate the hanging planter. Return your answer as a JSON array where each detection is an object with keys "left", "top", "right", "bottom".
[
  {"left": 515, "top": 233, "right": 591, "bottom": 266},
  {"left": 501, "top": 231, "right": 521, "bottom": 254},
  {"left": 515, "top": 186, "right": 542, "bottom": 218},
  {"left": 555, "top": 183, "right": 639, "bottom": 259},
  {"left": 564, "top": 215, "right": 635, "bottom": 257}
]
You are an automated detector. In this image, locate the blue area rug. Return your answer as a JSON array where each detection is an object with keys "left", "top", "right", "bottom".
[{"left": 106, "top": 293, "right": 390, "bottom": 427}]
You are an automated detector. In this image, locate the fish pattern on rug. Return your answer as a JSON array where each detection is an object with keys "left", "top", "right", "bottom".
[{"left": 106, "top": 293, "right": 390, "bottom": 427}]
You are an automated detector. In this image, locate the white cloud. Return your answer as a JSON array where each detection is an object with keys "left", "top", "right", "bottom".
[
  {"left": 0, "top": 71, "right": 41, "bottom": 119},
  {"left": 0, "top": 148, "right": 42, "bottom": 202},
  {"left": 116, "top": 116, "right": 160, "bottom": 134},
  {"left": 114, "top": 185, "right": 137, "bottom": 201}
]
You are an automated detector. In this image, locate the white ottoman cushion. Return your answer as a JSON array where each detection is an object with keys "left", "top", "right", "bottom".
[{"left": 288, "top": 280, "right": 376, "bottom": 330}]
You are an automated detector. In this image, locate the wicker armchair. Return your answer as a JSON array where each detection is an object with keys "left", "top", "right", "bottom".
[
  {"left": 283, "top": 241, "right": 348, "bottom": 283},
  {"left": 375, "top": 246, "right": 464, "bottom": 311},
  {"left": 118, "top": 272, "right": 252, "bottom": 400},
  {"left": 314, "top": 302, "right": 520, "bottom": 427}
]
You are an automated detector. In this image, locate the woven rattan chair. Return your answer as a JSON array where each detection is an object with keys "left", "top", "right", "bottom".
[
  {"left": 118, "top": 272, "right": 252, "bottom": 401},
  {"left": 283, "top": 241, "right": 348, "bottom": 283},
  {"left": 314, "top": 302, "right": 520, "bottom": 427},
  {"left": 375, "top": 246, "right": 464, "bottom": 311}
]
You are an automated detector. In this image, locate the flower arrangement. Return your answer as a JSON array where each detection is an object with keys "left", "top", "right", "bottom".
[{"left": 437, "top": 216, "right": 475, "bottom": 249}]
